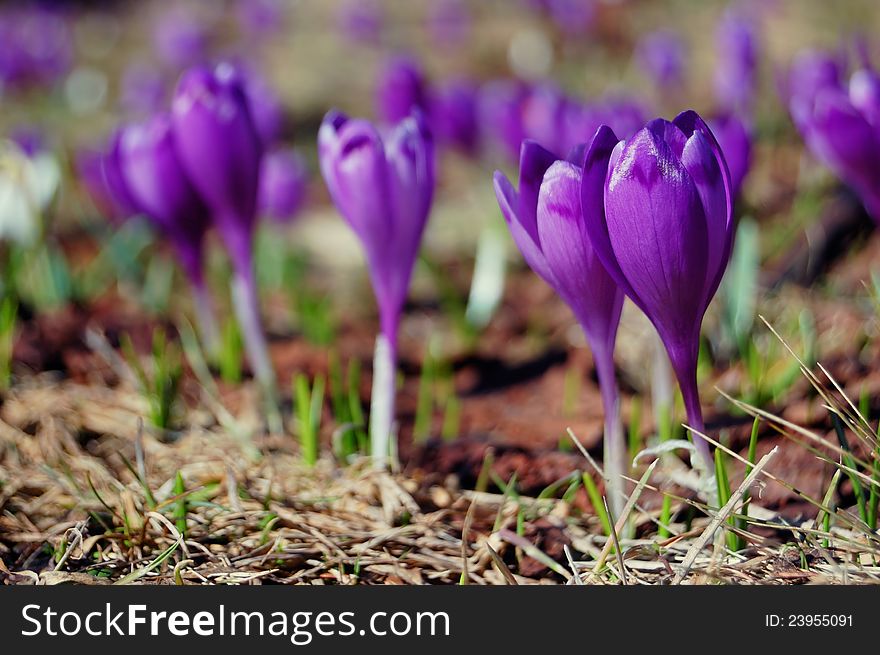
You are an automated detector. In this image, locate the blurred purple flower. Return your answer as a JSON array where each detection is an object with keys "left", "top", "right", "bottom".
[
  {"left": 792, "top": 64, "right": 880, "bottom": 223},
  {"left": 784, "top": 49, "right": 845, "bottom": 124},
  {"left": 259, "top": 148, "right": 309, "bottom": 224},
  {"left": 338, "top": 0, "right": 383, "bottom": 46},
  {"left": 319, "top": 110, "right": 435, "bottom": 464},
  {"left": 708, "top": 112, "right": 752, "bottom": 199},
  {"left": 119, "top": 63, "right": 167, "bottom": 115},
  {"left": 117, "top": 114, "right": 211, "bottom": 284},
  {"left": 493, "top": 135, "right": 626, "bottom": 508},
  {"left": 427, "top": 0, "right": 470, "bottom": 48},
  {"left": 584, "top": 111, "right": 734, "bottom": 471},
  {"left": 636, "top": 30, "right": 686, "bottom": 90},
  {"left": 565, "top": 97, "right": 646, "bottom": 155},
  {"left": 153, "top": 7, "right": 210, "bottom": 68},
  {"left": 521, "top": 84, "right": 572, "bottom": 156},
  {"left": 376, "top": 55, "right": 429, "bottom": 126},
  {"left": 477, "top": 79, "right": 530, "bottom": 163},
  {"left": 77, "top": 148, "right": 121, "bottom": 221},
  {"left": 236, "top": 65, "right": 285, "bottom": 148},
  {"left": 429, "top": 78, "right": 480, "bottom": 154},
  {"left": 172, "top": 63, "right": 275, "bottom": 394},
  {"left": 714, "top": 8, "right": 759, "bottom": 115},
  {"left": 0, "top": 6, "right": 73, "bottom": 90}
]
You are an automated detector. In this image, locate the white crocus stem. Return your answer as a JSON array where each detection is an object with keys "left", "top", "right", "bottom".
[
  {"left": 651, "top": 329, "right": 675, "bottom": 433},
  {"left": 230, "top": 269, "right": 281, "bottom": 433},
  {"left": 190, "top": 279, "right": 220, "bottom": 359},
  {"left": 369, "top": 333, "right": 397, "bottom": 469},
  {"left": 593, "top": 346, "right": 626, "bottom": 521}
]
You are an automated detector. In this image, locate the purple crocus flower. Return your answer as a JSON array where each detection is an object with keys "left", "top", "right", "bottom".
[
  {"left": 259, "top": 148, "right": 309, "bottom": 224},
  {"left": 583, "top": 112, "right": 734, "bottom": 472},
  {"left": 636, "top": 30, "right": 687, "bottom": 91},
  {"left": 319, "top": 110, "right": 435, "bottom": 466},
  {"left": 714, "top": 9, "right": 759, "bottom": 115},
  {"left": 494, "top": 136, "right": 627, "bottom": 510},
  {"left": 376, "top": 56, "right": 429, "bottom": 126},
  {"left": 429, "top": 78, "right": 480, "bottom": 155},
  {"left": 117, "top": 114, "right": 219, "bottom": 352},
  {"left": 792, "top": 65, "right": 880, "bottom": 223},
  {"left": 708, "top": 113, "right": 752, "bottom": 199},
  {"left": 171, "top": 63, "right": 277, "bottom": 404}
]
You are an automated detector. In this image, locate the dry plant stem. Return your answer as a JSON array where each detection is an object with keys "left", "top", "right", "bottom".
[
  {"left": 594, "top": 346, "right": 626, "bottom": 520},
  {"left": 369, "top": 331, "right": 397, "bottom": 469}
]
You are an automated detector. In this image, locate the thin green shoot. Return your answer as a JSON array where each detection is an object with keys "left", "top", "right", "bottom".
[
  {"left": 294, "top": 373, "right": 325, "bottom": 467},
  {"left": 581, "top": 472, "right": 613, "bottom": 540},
  {"left": 121, "top": 329, "right": 183, "bottom": 431},
  {"left": 219, "top": 316, "right": 244, "bottom": 383},
  {"left": 413, "top": 342, "right": 436, "bottom": 442},
  {"left": 173, "top": 472, "right": 187, "bottom": 537},
  {"left": 0, "top": 295, "right": 16, "bottom": 391}
]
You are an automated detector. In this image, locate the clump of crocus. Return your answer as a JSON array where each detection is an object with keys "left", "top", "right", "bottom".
[
  {"left": 788, "top": 54, "right": 880, "bottom": 224},
  {"left": 171, "top": 63, "right": 278, "bottom": 417},
  {"left": 319, "top": 110, "right": 435, "bottom": 467},
  {"left": 116, "top": 113, "right": 219, "bottom": 353},
  {"left": 259, "top": 148, "right": 309, "bottom": 224},
  {"left": 494, "top": 136, "right": 627, "bottom": 513},
  {"left": 584, "top": 112, "right": 734, "bottom": 473}
]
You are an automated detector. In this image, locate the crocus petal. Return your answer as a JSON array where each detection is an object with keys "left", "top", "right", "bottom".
[
  {"left": 384, "top": 113, "right": 435, "bottom": 309},
  {"left": 171, "top": 63, "right": 262, "bottom": 232},
  {"left": 603, "top": 126, "right": 710, "bottom": 345},
  {"left": 328, "top": 118, "right": 393, "bottom": 288},
  {"left": 517, "top": 139, "right": 558, "bottom": 243},
  {"left": 537, "top": 160, "right": 623, "bottom": 350},
  {"left": 680, "top": 130, "right": 728, "bottom": 300},
  {"left": 581, "top": 126, "right": 640, "bottom": 305},
  {"left": 809, "top": 91, "right": 880, "bottom": 200},
  {"left": 849, "top": 69, "right": 880, "bottom": 128},
  {"left": 494, "top": 170, "right": 553, "bottom": 285},
  {"left": 673, "top": 110, "right": 734, "bottom": 306},
  {"left": 119, "top": 114, "right": 208, "bottom": 243}
]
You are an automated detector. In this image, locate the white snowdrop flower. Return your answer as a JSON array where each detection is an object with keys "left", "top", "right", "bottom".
[{"left": 0, "top": 140, "right": 60, "bottom": 246}]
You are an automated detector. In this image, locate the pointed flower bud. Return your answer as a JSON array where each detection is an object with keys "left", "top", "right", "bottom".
[
  {"left": 171, "top": 63, "right": 262, "bottom": 267},
  {"left": 584, "top": 111, "right": 734, "bottom": 470},
  {"left": 494, "top": 131, "right": 626, "bottom": 511}
]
